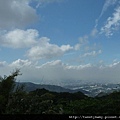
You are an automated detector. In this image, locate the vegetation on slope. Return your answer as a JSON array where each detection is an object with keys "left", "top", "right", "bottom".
[{"left": 0, "top": 69, "right": 120, "bottom": 114}]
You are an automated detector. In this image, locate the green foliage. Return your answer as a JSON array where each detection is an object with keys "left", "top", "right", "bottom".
[{"left": 0, "top": 69, "right": 22, "bottom": 114}]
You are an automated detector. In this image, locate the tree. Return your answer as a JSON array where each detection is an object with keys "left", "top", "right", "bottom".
[{"left": 0, "top": 69, "right": 22, "bottom": 113}]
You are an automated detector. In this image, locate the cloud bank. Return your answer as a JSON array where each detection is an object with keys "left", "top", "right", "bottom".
[{"left": 0, "top": 59, "right": 120, "bottom": 86}]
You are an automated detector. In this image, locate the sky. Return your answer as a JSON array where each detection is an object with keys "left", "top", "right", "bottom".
[{"left": 0, "top": 0, "right": 120, "bottom": 86}]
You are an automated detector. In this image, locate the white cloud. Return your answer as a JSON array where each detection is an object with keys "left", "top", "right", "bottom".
[
  {"left": 83, "top": 50, "right": 102, "bottom": 57},
  {"left": 101, "top": 5, "right": 120, "bottom": 36},
  {"left": 95, "top": 0, "right": 118, "bottom": 28},
  {"left": 0, "top": 0, "right": 38, "bottom": 29},
  {"left": 9, "top": 59, "right": 32, "bottom": 68},
  {"left": 0, "top": 29, "right": 38, "bottom": 48},
  {"left": 60, "top": 45, "right": 73, "bottom": 52},
  {"left": 36, "top": 60, "right": 64, "bottom": 69},
  {"left": 0, "top": 29, "right": 74, "bottom": 60},
  {"left": 27, "top": 37, "right": 73, "bottom": 60},
  {"left": 66, "top": 63, "right": 92, "bottom": 70},
  {"left": 0, "top": 61, "right": 7, "bottom": 67},
  {"left": 109, "top": 61, "right": 120, "bottom": 67}
]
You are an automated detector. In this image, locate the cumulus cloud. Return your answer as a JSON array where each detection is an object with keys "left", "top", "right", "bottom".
[
  {"left": 0, "top": 28, "right": 73, "bottom": 60},
  {"left": 26, "top": 37, "right": 73, "bottom": 60},
  {"left": 109, "top": 61, "right": 120, "bottom": 67},
  {"left": 83, "top": 50, "right": 102, "bottom": 57},
  {"left": 0, "top": 29, "right": 38, "bottom": 48},
  {"left": 9, "top": 59, "right": 32, "bottom": 68},
  {"left": 0, "top": 60, "right": 120, "bottom": 86},
  {"left": 101, "top": 5, "right": 120, "bottom": 36},
  {"left": 0, "top": 0, "right": 38, "bottom": 29},
  {"left": 60, "top": 45, "right": 73, "bottom": 52},
  {"left": 37, "top": 60, "right": 63, "bottom": 68}
]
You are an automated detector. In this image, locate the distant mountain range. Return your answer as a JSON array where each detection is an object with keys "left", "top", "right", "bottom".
[
  {"left": 65, "top": 83, "right": 120, "bottom": 97},
  {"left": 16, "top": 82, "right": 120, "bottom": 97},
  {"left": 16, "top": 82, "right": 90, "bottom": 94}
]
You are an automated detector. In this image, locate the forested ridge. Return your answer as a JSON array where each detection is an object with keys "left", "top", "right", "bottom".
[{"left": 0, "top": 70, "right": 120, "bottom": 114}]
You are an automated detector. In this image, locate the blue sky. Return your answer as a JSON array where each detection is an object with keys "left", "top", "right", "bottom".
[{"left": 0, "top": 0, "right": 120, "bottom": 86}]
